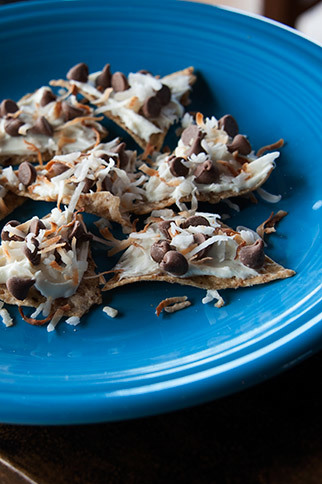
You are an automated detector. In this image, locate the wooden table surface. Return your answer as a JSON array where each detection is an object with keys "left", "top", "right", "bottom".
[{"left": 1, "top": 348, "right": 322, "bottom": 484}]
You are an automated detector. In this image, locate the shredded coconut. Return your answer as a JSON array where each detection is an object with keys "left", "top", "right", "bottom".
[{"left": 103, "top": 305, "right": 119, "bottom": 318}]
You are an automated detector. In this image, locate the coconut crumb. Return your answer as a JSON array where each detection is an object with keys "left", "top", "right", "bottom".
[
  {"left": 103, "top": 305, "right": 119, "bottom": 318},
  {"left": 155, "top": 295, "right": 191, "bottom": 316},
  {"left": 202, "top": 289, "right": 225, "bottom": 308},
  {"left": 0, "top": 302, "right": 13, "bottom": 327}
]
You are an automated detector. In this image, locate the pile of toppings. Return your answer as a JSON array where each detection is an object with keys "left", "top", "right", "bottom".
[
  {"left": 141, "top": 112, "right": 283, "bottom": 209},
  {"left": 53, "top": 62, "right": 195, "bottom": 146},
  {"left": 0, "top": 207, "right": 91, "bottom": 310},
  {"left": 0, "top": 86, "right": 105, "bottom": 160},
  {"left": 0, "top": 139, "right": 147, "bottom": 219},
  {"left": 110, "top": 209, "right": 266, "bottom": 281}
]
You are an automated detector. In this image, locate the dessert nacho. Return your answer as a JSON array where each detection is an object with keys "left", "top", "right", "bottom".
[
  {"left": 0, "top": 85, "right": 107, "bottom": 166},
  {"left": 0, "top": 207, "right": 102, "bottom": 329},
  {"left": 52, "top": 62, "right": 196, "bottom": 151},
  {"left": 135, "top": 112, "right": 283, "bottom": 213},
  {"left": 0, "top": 139, "right": 146, "bottom": 227},
  {"left": 103, "top": 210, "right": 294, "bottom": 293}
]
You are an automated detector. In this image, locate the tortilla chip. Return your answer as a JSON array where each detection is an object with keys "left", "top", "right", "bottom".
[{"left": 0, "top": 191, "right": 26, "bottom": 220}]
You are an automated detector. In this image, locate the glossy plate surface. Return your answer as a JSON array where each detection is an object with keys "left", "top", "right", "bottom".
[{"left": 0, "top": 0, "right": 321, "bottom": 424}]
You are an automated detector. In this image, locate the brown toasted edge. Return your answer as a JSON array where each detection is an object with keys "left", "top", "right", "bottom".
[
  {"left": 0, "top": 151, "right": 52, "bottom": 166},
  {"left": 0, "top": 255, "right": 102, "bottom": 320},
  {"left": 103, "top": 256, "right": 295, "bottom": 292}
]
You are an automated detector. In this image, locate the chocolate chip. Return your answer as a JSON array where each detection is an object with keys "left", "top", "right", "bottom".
[
  {"left": 40, "top": 89, "right": 56, "bottom": 107},
  {"left": 194, "top": 160, "right": 219, "bottom": 184},
  {"left": 82, "top": 178, "right": 95, "bottom": 193},
  {"left": 137, "top": 69, "right": 152, "bottom": 75},
  {"left": 96, "top": 63, "right": 112, "bottom": 89},
  {"left": 155, "top": 84, "right": 171, "bottom": 106},
  {"left": 6, "top": 277, "right": 35, "bottom": 301},
  {"left": 102, "top": 175, "right": 113, "bottom": 192},
  {"left": 158, "top": 220, "right": 174, "bottom": 239},
  {"left": 150, "top": 240, "right": 174, "bottom": 263},
  {"left": 0, "top": 99, "right": 19, "bottom": 117},
  {"left": 142, "top": 95, "right": 162, "bottom": 119},
  {"left": 169, "top": 157, "right": 189, "bottom": 177},
  {"left": 23, "top": 237, "right": 40, "bottom": 265},
  {"left": 160, "top": 250, "right": 189, "bottom": 276},
  {"left": 193, "top": 233, "right": 211, "bottom": 260},
  {"left": 239, "top": 239, "right": 265, "bottom": 269},
  {"left": 28, "top": 218, "right": 45, "bottom": 236},
  {"left": 4, "top": 118, "right": 24, "bottom": 136},
  {"left": 181, "top": 215, "right": 210, "bottom": 229},
  {"left": 29, "top": 116, "right": 53, "bottom": 137},
  {"left": 218, "top": 114, "right": 239, "bottom": 138},
  {"left": 68, "top": 219, "right": 92, "bottom": 243},
  {"left": 227, "top": 134, "right": 252, "bottom": 155},
  {"left": 18, "top": 162, "right": 37, "bottom": 186},
  {"left": 47, "top": 162, "right": 69, "bottom": 178},
  {"left": 112, "top": 142, "right": 129, "bottom": 170},
  {"left": 61, "top": 102, "right": 85, "bottom": 121},
  {"left": 1, "top": 220, "right": 24, "bottom": 241},
  {"left": 111, "top": 72, "right": 129, "bottom": 92},
  {"left": 181, "top": 125, "right": 201, "bottom": 146},
  {"left": 67, "top": 62, "right": 89, "bottom": 83},
  {"left": 187, "top": 135, "right": 206, "bottom": 157}
]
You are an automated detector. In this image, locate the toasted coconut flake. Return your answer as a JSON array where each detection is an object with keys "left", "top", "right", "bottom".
[
  {"left": 142, "top": 143, "right": 157, "bottom": 161},
  {"left": 196, "top": 112, "right": 204, "bottom": 126},
  {"left": 23, "top": 140, "right": 44, "bottom": 165},
  {"left": 139, "top": 163, "right": 159, "bottom": 177},
  {"left": 202, "top": 289, "right": 225, "bottom": 308},
  {"left": 18, "top": 306, "right": 54, "bottom": 326},
  {"left": 57, "top": 135, "right": 77, "bottom": 152},
  {"left": 256, "top": 138, "right": 284, "bottom": 157},
  {"left": 155, "top": 295, "right": 189, "bottom": 316},
  {"left": 216, "top": 159, "right": 240, "bottom": 177},
  {"left": 256, "top": 210, "right": 288, "bottom": 238}
]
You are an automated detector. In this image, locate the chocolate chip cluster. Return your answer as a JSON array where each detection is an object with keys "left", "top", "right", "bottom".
[{"left": 67, "top": 62, "right": 172, "bottom": 120}]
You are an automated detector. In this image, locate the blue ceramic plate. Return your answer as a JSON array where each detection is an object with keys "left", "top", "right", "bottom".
[{"left": 0, "top": 0, "right": 321, "bottom": 425}]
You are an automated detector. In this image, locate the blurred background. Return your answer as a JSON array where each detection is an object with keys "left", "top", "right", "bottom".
[{"left": 1, "top": 0, "right": 321, "bottom": 44}]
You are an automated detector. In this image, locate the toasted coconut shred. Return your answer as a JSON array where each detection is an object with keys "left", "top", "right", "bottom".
[{"left": 155, "top": 296, "right": 191, "bottom": 316}]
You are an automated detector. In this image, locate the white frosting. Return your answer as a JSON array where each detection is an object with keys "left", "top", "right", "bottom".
[
  {"left": 0, "top": 86, "right": 104, "bottom": 157},
  {"left": 114, "top": 210, "right": 259, "bottom": 280},
  {"left": 0, "top": 208, "right": 89, "bottom": 300}
]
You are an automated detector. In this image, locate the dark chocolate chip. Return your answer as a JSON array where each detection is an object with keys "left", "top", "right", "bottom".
[
  {"left": 18, "top": 162, "right": 37, "bottom": 186},
  {"left": 218, "top": 114, "right": 239, "bottom": 138},
  {"left": 155, "top": 84, "right": 171, "bottom": 106},
  {"left": 112, "top": 142, "right": 129, "bottom": 170},
  {"left": 111, "top": 72, "right": 129, "bottom": 92},
  {"left": 6, "top": 277, "right": 35, "bottom": 301},
  {"left": 187, "top": 135, "right": 206, "bottom": 157},
  {"left": 194, "top": 160, "right": 219, "bottom": 184},
  {"left": 4, "top": 118, "right": 24, "bottom": 137},
  {"left": 23, "top": 237, "right": 40, "bottom": 265},
  {"left": 150, "top": 239, "right": 174, "bottom": 263},
  {"left": 82, "top": 178, "right": 95, "bottom": 193},
  {"left": 142, "top": 95, "right": 162, "bottom": 119},
  {"left": 160, "top": 250, "right": 189, "bottom": 276},
  {"left": 0, "top": 99, "right": 19, "bottom": 117},
  {"left": 102, "top": 175, "right": 113, "bottom": 192},
  {"left": 68, "top": 219, "right": 92, "bottom": 243},
  {"left": 137, "top": 69, "right": 152, "bottom": 75},
  {"left": 193, "top": 233, "right": 211, "bottom": 260},
  {"left": 181, "top": 215, "right": 210, "bottom": 229},
  {"left": 227, "top": 134, "right": 252, "bottom": 155},
  {"left": 1, "top": 220, "right": 24, "bottom": 241},
  {"left": 28, "top": 218, "right": 45, "bottom": 236},
  {"left": 239, "top": 239, "right": 265, "bottom": 269},
  {"left": 169, "top": 156, "right": 189, "bottom": 178},
  {"left": 47, "top": 162, "right": 69, "bottom": 178},
  {"left": 158, "top": 220, "right": 174, "bottom": 239},
  {"left": 40, "top": 89, "right": 57, "bottom": 107},
  {"left": 29, "top": 116, "right": 53, "bottom": 137},
  {"left": 181, "top": 125, "right": 201, "bottom": 146},
  {"left": 95, "top": 63, "right": 112, "bottom": 89},
  {"left": 67, "top": 62, "right": 89, "bottom": 83},
  {"left": 61, "top": 102, "right": 85, "bottom": 121}
]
